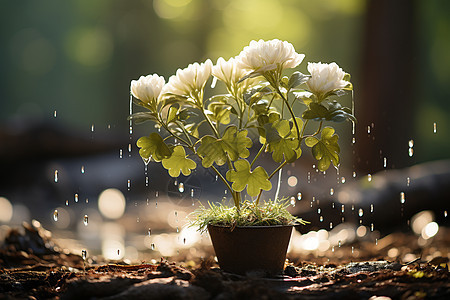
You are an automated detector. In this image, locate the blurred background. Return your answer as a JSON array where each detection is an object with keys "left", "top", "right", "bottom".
[{"left": 0, "top": 0, "right": 449, "bottom": 262}]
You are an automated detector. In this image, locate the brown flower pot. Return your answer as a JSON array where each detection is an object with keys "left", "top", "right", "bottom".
[{"left": 207, "top": 224, "right": 293, "bottom": 276}]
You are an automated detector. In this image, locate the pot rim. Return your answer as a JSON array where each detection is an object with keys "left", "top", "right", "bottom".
[{"left": 207, "top": 224, "right": 295, "bottom": 229}]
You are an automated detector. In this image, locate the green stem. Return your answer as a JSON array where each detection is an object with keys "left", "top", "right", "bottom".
[
  {"left": 255, "top": 159, "right": 288, "bottom": 206},
  {"left": 250, "top": 143, "right": 266, "bottom": 168}
]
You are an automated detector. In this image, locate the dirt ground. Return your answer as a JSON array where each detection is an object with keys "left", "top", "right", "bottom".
[{"left": 0, "top": 222, "right": 448, "bottom": 300}]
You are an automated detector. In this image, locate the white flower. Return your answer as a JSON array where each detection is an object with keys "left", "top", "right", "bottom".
[
  {"left": 235, "top": 39, "right": 305, "bottom": 74},
  {"left": 162, "top": 59, "right": 213, "bottom": 99},
  {"left": 212, "top": 57, "right": 247, "bottom": 85},
  {"left": 130, "top": 74, "right": 165, "bottom": 104},
  {"left": 306, "top": 62, "right": 349, "bottom": 97}
]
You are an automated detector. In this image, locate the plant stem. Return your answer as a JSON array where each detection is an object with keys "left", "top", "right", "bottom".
[
  {"left": 255, "top": 159, "right": 288, "bottom": 205},
  {"left": 250, "top": 143, "right": 266, "bottom": 168}
]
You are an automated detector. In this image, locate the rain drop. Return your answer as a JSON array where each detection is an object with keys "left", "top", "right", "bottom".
[
  {"left": 329, "top": 222, "right": 333, "bottom": 229},
  {"left": 74, "top": 193, "right": 79, "bottom": 202},
  {"left": 408, "top": 139, "right": 414, "bottom": 148},
  {"left": 341, "top": 205, "right": 345, "bottom": 213},
  {"left": 317, "top": 208, "right": 321, "bottom": 214},
  {"left": 53, "top": 110, "right": 57, "bottom": 118},
  {"left": 183, "top": 238, "right": 186, "bottom": 244},
  {"left": 91, "top": 124, "right": 95, "bottom": 132},
  {"left": 81, "top": 166, "right": 85, "bottom": 174},
  {"left": 338, "top": 240, "right": 341, "bottom": 248},
  {"left": 119, "top": 149, "right": 123, "bottom": 159},
  {"left": 155, "top": 191, "right": 159, "bottom": 197},
  {"left": 408, "top": 148, "right": 414, "bottom": 157},
  {"left": 83, "top": 215, "right": 88, "bottom": 226},
  {"left": 352, "top": 171, "right": 357, "bottom": 178},
  {"left": 82, "top": 250, "right": 87, "bottom": 261},
  {"left": 178, "top": 182, "right": 185, "bottom": 193},
  {"left": 151, "top": 243, "right": 155, "bottom": 250},
  {"left": 85, "top": 198, "right": 88, "bottom": 204},
  {"left": 375, "top": 239, "right": 378, "bottom": 246},
  {"left": 290, "top": 196, "right": 296, "bottom": 206},
  {"left": 65, "top": 200, "right": 69, "bottom": 206},
  {"left": 136, "top": 217, "right": 140, "bottom": 223},
  {"left": 383, "top": 157, "right": 387, "bottom": 168},
  {"left": 370, "top": 223, "right": 374, "bottom": 232},
  {"left": 352, "top": 137, "right": 356, "bottom": 144},
  {"left": 445, "top": 211, "right": 447, "bottom": 218},
  {"left": 358, "top": 208, "right": 364, "bottom": 217},
  {"left": 54, "top": 170, "right": 58, "bottom": 183},
  {"left": 215, "top": 175, "right": 218, "bottom": 182},
  {"left": 370, "top": 204, "right": 374, "bottom": 213},
  {"left": 117, "top": 249, "right": 120, "bottom": 256},
  {"left": 341, "top": 177, "right": 346, "bottom": 184},
  {"left": 352, "top": 246, "right": 354, "bottom": 254},
  {"left": 367, "top": 174, "right": 372, "bottom": 182},
  {"left": 128, "top": 143, "right": 132, "bottom": 153},
  {"left": 127, "top": 180, "right": 131, "bottom": 191},
  {"left": 176, "top": 226, "right": 179, "bottom": 233},
  {"left": 148, "top": 229, "right": 151, "bottom": 236},
  {"left": 433, "top": 122, "right": 437, "bottom": 133},
  {"left": 319, "top": 216, "right": 323, "bottom": 222},
  {"left": 406, "top": 177, "right": 410, "bottom": 186},
  {"left": 400, "top": 192, "right": 405, "bottom": 204},
  {"left": 297, "top": 192, "right": 302, "bottom": 200},
  {"left": 53, "top": 210, "right": 58, "bottom": 221},
  {"left": 145, "top": 176, "right": 149, "bottom": 186},
  {"left": 367, "top": 126, "right": 371, "bottom": 134}
]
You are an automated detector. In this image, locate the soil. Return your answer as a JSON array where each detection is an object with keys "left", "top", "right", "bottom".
[{"left": 0, "top": 222, "right": 448, "bottom": 300}]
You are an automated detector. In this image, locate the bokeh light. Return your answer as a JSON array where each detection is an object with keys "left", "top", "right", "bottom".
[
  {"left": 0, "top": 197, "right": 13, "bottom": 223},
  {"left": 98, "top": 188, "right": 126, "bottom": 219}
]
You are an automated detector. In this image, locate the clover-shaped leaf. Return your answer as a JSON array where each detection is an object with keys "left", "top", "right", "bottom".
[
  {"left": 197, "top": 126, "right": 252, "bottom": 168},
  {"left": 162, "top": 146, "right": 196, "bottom": 177},
  {"left": 264, "top": 118, "right": 303, "bottom": 163},
  {"left": 305, "top": 127, "right": 340, "bottom": 171},
  {"left": 137, "top": 133, "right": 172, "bottom": 162},
  {"left": 226, "top": 159, "right": 272, "bottom": 197},
  {"left": 302, "top": 102, "right": 329, "bottom": 120}
]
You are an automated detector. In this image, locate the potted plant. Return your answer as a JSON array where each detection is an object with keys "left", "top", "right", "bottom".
[{"left": 129, "top": 39, "right": 354, "bottom": 276}]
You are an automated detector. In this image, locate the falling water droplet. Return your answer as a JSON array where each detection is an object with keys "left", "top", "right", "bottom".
[
  {"left": 215, "top": 175, "right": 218, "bottom": 181},
  {"left": 127, "top": 180, "right": 131, "bottom": 191},
  {"left": 65, "top": 200, "right": 69, "bottom": 206},
  {"left": 433, "top": 122, "right": 437, "bottom": 133},
  {"left": 332, "top": 202, "right": 335, "bottom": 208},
  {"left": 352, "top": 137, "right": 356, "bottom": 144},
  {"left": 383, "top": 157, "right": 387, "bottom": 168},
  {"left": 117, "top": 249, "right": 120, "bottom": 256},
  {"left": 83, "top": 215, "right": 88, "bottom": 226},
  {"left": 91, "top": 124, "right": 95, "bottom": 132},
  {"left": 370, "top": 204, "right": 374, "bottom": 213},
  {"left": 358, "top": 208, "right": 364, "bottom": 217},
  {"left": 53, "top": 110, "right": 57, "bottom": 118},
  {"left": 53, "top": 210, "right": 58, "bottom": 221},
  {"left": 375, "top": 239, "right": 378, "bottom": 246},
  {"left": 224, "top": 189, "right": 227, "bottom": 195},
  {"left": 352, "top": 246, "right": 354, "bottom": 254},
  {"left": 129, "top": 126, "right": 133, "bottom": 135},
  {"left": 297, "top": 192, "right": 302, "bottom": 200},
  {"left": 317, "top": 208, "right": 321, "bottom": 214},
  {"left": 352, "top": 171, "right": 357, "bottom": 178},
  {"left": 82, "top": 250, "right": 87, "bottom": 260},
  {"left": 81, "top": 166, "right": 85, "bottom": 174},
  {"left": 338, "top": 240, "right": 341, "bottom": 248},
  {"left": 151, "top": 243, "right": 155, "bottom": 250},
  {"left": 85, "top": 198, "right": 89, "bottom": 204},
  {"left": 155, "top": 191, "right": 159, "bottom": 197},
  {"left": 408, "top": 147, "right": 414, "bottom": 157},
  {"left": 367, "top": 126, "right": 371, "bottom": 134},
  {"left": 54, "top": 170, "right": 58, "bottom": 183},
  {"left": 290, "top": 196, "right": 296, "bottom": 206},
  {"left": 332, "top": 246, "right": 335, "bottom": 252},
  {"left": 74, "top": 194, "right": 79, "bottom": 203},
  {"left": 444, "top": 211, "right": 447, "bottom": 218},
  {"left": 145, "top": 176, "right": 149, "bottom": 187},
  {"left": 178, "top": 182, "right": 185, "bottom": 193},
  {"left": 352, "top": 205, "right": 355, "bottom": 211},
  {"left": 119, "top": 149, "right": 123, "bottom": 159},
  {"left": 148, "top": 228, "right": 151, "bottom": 236},
  {"left": 370, "top": 223, "right": 374, "bottom": 232},
  {"left": 341, "top": 205, "right": 345, "bottom": 213},
  {"left": 176, "top": 226, "right": 179, "bottom": 233},
  {"left": 128, "top": 143, "right": 132, "bottom": 153},
  {"left": 307, "top": 172, "right": 311, "bottom": 184},
  {"left": 341, "top": 177, "right": 346, "bottom": 184},
  {"left": 330, "top": 188, "right": 334, "bottom": 196},
  {"left": 319, "top": 216, "right": 323, "bottom": 222},
  {"left": 400, "top": 192, "right": 405, "bottom": 204},
  {"left": 368, "top": 174, "right": 372, "bottom": 182},
  {"left": 183, "top": 238, "right": 186, "bottom": 244},
  {"left": 406, "top": 177, "right": 410, "bottom": 186},
  {"left": 408, "top": 139, "right": 414, "bottom": 148},
  {"left": 330, "top": 222, "right": 333, "bottom": 229},
  {"left": 190, "top": 189, "right": 194, "bottom": 198}
]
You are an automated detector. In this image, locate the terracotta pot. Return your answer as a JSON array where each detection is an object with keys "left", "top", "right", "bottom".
[{"left": 207, "top": 224, "right": 293, "bottom": 276}]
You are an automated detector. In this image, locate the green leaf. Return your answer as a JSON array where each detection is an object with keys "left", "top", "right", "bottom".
[
  {"left": 128, "top": 112, "right": 158, "bottom": 124},
  {"left": 162, "top": 146, "right": 196, "bottom": 177},
  {"left": 207, "top": 102, "right": 232, "bottom": 125},
  {"left": 288, "top": 72, "right": 309, "bottom": 89},
  {"left": 265, "top": 118, "right": 302, "bottom": 163},
  {"left": 197, "top": 126, "right": 252, "bottom": 168},
  {"left": 302, "top": 102, "right": 329, "bottom": 120},
  {"left": 136, "top": 133, "right": 172, "bottom": 162},
  {"left": 167, "top": 105, "right": 178, "bottom": 123},
  {"left": 226, "top": 159, "right": 272, "bottom": 197},
  {"left": 305, "top": 127, "right": 340, "bottom": 171}
]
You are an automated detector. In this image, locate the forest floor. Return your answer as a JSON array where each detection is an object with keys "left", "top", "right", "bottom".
[{"left": 0, "top": 222, "right": 449, "bottom": 300}]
